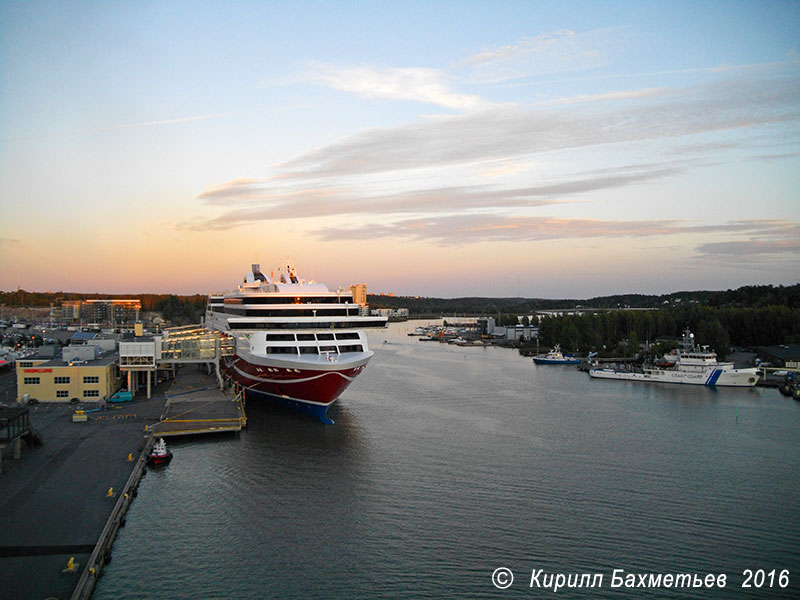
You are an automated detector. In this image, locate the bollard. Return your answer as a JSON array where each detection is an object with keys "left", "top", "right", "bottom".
[
  {"left": 106, "top": 487, "right": 116, "bottom": 498},
  {"left": 62, "top": 556, "right": 78, "bottom": 573}
]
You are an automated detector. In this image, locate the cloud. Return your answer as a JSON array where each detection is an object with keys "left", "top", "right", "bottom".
[
  {"left": 0, "top": 238, "right": 23, "bottom": 249},
  {"left": 101, "top": 113, "right": 231, "bottom": 131},
  {"left": 753, "top": 151, "right": 800, "bottom": 161},
  {"left": 535, "top": 87, "right": 665, "bottom": 106},
  {"left": 460, "top": 28, "right": 623, "bottom": 83},
  {"left": 306, "top": 63, "right": 488, "bottom": 110},
  {"left": 693, "top": 221, "right": 800, "bottom": 259},
  {"left": 183, "top": 162, "right": 681, "bottom": 231},
  {"left": 275, "top": 76, "right": 800, "bottom": 180},
  {"left": 696, "top": 239, "right": 800, "bottom": 256},
  {"left": 313, "top": 216, "right": 800, "bottom": 247},
  {"left": 197, "top": 179, "right": 266, "bottom": 204}
]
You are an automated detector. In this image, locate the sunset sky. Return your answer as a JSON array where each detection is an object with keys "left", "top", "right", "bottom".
[{"left": 1, "top": 1, "right": 799, "bottom": 298}]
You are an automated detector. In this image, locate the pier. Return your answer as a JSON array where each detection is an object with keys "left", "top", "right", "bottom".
[
  {"left": 149, "top": 369, "right": 246, "bottom": 437},
  {"left": 0, "top": 362, "right": 244, "bottom": 600}
]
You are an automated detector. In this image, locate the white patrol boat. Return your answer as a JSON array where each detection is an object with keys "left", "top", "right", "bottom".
[{"left": 589, "top": 329, "right": 759, "bottom": 387}]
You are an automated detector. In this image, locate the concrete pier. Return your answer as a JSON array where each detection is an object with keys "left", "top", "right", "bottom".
[
  {"left": 0, "top": 395, "right": 163, "bottom": 600},
  {"left": 0, "top": 364, "right": 241, "bottom": 600}
]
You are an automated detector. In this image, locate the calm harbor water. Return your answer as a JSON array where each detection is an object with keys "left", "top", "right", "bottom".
[{"left": 95, "top": 322, "right": 800, "bottom": 599}]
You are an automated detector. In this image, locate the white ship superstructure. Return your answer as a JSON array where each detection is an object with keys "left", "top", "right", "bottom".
[{"left": 206, "top": 264, "right": 387, "bottom": 422}]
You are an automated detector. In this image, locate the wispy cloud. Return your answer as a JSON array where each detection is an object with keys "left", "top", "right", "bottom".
[
  {"left": 754, "top": 151, "right": 800, "bottom": 161},
  {"left": 313, "top": 216, "right": 800, "bottom": 247},
  {"left": 535, "top": 87, "right": 665, "bottom": 106},
  {"left": 4, "top": 112, "right": 231, "bottom": 143},
  {"left": 183, "top": 163, "right": 680, "bottom": 231},
  {"left": 306, "top": 63, "right": 488, "bottom": 110},
  {"left": 100, "top": 113, "right": 231, "bottom": 131},
  {"left": 460, "top": 28, "right": 624, "bottom": 83},
  {"left": 693, "top": 221, "right": 800, "bottom": 260},
  {"left": 0, "top": 238, "right": 23, "bottom": 250},
  {"left": 696, "top": 239, "right": 800, "bottom": 256},
  {"left": 274, "top": 76, "right": 799, "bottom": 180}
]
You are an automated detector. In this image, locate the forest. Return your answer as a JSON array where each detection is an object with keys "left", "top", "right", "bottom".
[{"left": 535, "top": 304, "right": 800, "bottom": 357}]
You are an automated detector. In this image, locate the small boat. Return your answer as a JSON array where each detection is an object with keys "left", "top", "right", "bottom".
[
  {"left": 147, "top": 438, "right": 173, "bottom": 466},
  {"left": 533, "top": 344, "right": 582, "bottom": 365}
]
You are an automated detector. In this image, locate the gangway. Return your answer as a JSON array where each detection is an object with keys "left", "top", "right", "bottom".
[{"left": 118, "top": 326, "right": 235, "bottom": 398}]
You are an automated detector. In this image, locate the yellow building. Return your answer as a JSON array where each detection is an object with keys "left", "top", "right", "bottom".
[
  {"left": 16, "top": 351, "right": 120, "bottom": 403},
  {"left": 349, "top": 283, "right": 367, "bottom": 307}
]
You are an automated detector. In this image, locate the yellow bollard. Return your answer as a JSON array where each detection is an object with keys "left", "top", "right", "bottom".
[
  {"left": 127, "top": 453, "right": 133, "bottom": 462},
  {"left": 62, "top": 556, "right": 78, "bottom": 573},
  {"left": 107, "top": 487, "right": 115, "bottom": 498}
]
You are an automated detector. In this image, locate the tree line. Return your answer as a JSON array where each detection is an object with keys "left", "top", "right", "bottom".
[
  {"left": 536, "top": 305, "right": 800, "bottom": 357},
  {"left": 368, "top": 283, "right": 800, "bottom": 315}
]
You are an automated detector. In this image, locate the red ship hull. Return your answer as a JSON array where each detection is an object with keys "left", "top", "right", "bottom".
[{"left": 223, "top": 355, "right": 366, "bottom": 423}]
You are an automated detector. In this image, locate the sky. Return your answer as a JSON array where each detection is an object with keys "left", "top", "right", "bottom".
[{"left": 1, "top": 0, "right": 799, "bottom": 299}]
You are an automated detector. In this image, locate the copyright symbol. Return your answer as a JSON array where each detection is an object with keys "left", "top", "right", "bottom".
[{"left": 492, "top": 567, "right": 514, "bottom": 589}]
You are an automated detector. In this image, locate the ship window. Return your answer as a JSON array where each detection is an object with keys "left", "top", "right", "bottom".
[
  {"left": 338, "top": 345, "right": 364, "bottom": 353},
  {"left": 266, "top": 346, "right": 298, "bottom": 354},
  {"left": 299, "top": 347, "right": 319, "bottom": 354},
  {"left": 320, "top": 346, "right": 337, "bottom": 353},
  {"left": 296, "top": 333, "right": 315, "bottom": 341},
  {"left": 266, "top": 333, "right": 295, "bottom": 341},
  {"left": 335, "top": 332, "right": 360, "bottom": 340},
  {"left": 316, "top": 333, "right": 334, "bottom": 340}
]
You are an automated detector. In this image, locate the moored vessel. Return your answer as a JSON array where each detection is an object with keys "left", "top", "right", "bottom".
[
  {"left": 589, "top": 329, "right": 759, "bottom": 387},
  {"left": 147, "top": 438, "right": 173, "bottom": 466},
  {"left": 533, "top": 344, "right": 582, "bottom": 365},
  {"left": 205, "top": 264, "right": 387, "bottom": 423}
]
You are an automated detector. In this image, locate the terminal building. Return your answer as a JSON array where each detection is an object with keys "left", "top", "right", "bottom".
[{"left": 16, "top": 343, "right": 120, "bottom": 403}]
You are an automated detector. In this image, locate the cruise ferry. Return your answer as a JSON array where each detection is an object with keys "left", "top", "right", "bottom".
[
  {"left": 589, "top": 329, "right": 759, "bottom": 387},
  {"left": 205, "top": 264, "right": 387, "bottom": 422}
]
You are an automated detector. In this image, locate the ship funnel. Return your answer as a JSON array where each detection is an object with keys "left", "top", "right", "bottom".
[{"left": 251, "top": 264, "right": 270, "bottom": 284}]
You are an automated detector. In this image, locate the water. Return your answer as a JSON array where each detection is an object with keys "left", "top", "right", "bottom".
[{"left": 95, "top": 322, "right": 800, "bottom": 598}]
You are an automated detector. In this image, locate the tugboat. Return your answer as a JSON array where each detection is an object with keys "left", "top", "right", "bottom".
[{"left": 147, "top": 438, "right": 173, "bottom": 466}]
